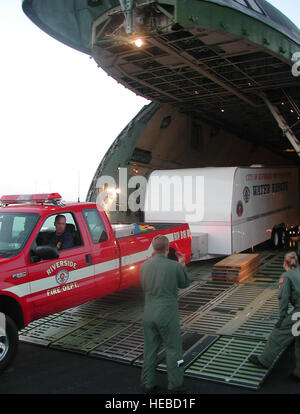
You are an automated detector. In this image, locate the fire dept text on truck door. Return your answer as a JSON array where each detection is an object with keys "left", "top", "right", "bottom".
[{"left": 47, "top": 282, "right": 79, "bottom": 296}]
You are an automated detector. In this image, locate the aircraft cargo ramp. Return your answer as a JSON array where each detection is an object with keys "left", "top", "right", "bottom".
[{"left": 19, "top": 247, "right": 293, "bottom": 391}]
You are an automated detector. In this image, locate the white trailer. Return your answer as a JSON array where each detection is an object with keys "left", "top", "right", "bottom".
[{"left": 144, "top": 167, "right": 300, "bottom": 261}]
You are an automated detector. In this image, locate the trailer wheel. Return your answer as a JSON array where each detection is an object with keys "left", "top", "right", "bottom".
[
  {"left": 271, "top": 228, "right": 280, "bottom": 249},
  {"left": 281, "top": 230, "right": 289, "bottom": 249},
  {"left": 0, "top": 314, "right": 19, "bottom": 374},
  {"left": 271, "top": 228, "right": 287, "bottom": 249}
]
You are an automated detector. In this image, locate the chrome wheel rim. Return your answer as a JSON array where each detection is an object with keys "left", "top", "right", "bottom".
[
  {"left": 0, "top": 335, "right": 9, "bottom": 362},
  {"left": 274, "top": 231, "right": 279, "bottom": 247}
]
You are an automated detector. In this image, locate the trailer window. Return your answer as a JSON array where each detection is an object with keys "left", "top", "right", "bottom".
[{"left": 82, "top": 209, "right": 108, "bottom": 243}]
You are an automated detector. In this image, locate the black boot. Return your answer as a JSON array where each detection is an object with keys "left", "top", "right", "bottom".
[
  {"left": 289, "top": 373, "right": 300, "bottom": 382},
  {"left": 248, "top": 355, "right": 267, "bottom": 368},
  {"left": 141, "top": 384, "right": 166, "bottom": 394}
]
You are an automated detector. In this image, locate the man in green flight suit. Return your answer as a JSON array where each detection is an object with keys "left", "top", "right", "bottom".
[
  {"left": 297, "top": 224, "right": 300, "bottom": 262},
  {"left": 140, "top": 234, "right": 191, "bottom": 393},
  {"left": 248, "top": 251, "right": 300, "bottom": 381}
]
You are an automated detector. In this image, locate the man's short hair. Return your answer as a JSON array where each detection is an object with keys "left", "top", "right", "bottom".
[
  {"left": 152, "top": 235, "right": 169, "bottom": 253},
  {"left": 55, "top": 214, "right": 66, "bottom": 223}
]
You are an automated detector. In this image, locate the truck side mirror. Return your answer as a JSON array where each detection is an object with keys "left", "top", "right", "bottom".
[
  {"left": 30, "top": 255, "right": 41, "bottom": 263},
  {"left": 34, "top": 246, "right": 59, "bottom": 261}
]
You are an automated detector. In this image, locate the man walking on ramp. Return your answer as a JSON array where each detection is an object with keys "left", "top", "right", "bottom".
[{"left": 140, "top": 235, "right": 190, "bottom": 393}]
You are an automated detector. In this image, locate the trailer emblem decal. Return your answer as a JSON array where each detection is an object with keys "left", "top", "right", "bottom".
[
  {"left": 236, "top": 201, "right": 243, "bottom": 217},
  {"left": 243, "top": 187, "right": 250, "bottom": 203},
  {"left": 56, "top": 269, "right": 70, "bottom": 285}
]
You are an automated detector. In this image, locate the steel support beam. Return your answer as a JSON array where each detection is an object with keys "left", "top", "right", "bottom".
[
  {"left": 119, "top": 0, "right": 134, "bottom": 34},
  {"left": 147, "top": 36, "right": 258, "bottom": 108},
  {"left": 261, "top": 93, "right": 300, "bottom": 157}
]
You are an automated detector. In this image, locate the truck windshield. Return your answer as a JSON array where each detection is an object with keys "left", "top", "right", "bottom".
[{"left": 0, "top": 212, "right": 40, "bottom": 257}]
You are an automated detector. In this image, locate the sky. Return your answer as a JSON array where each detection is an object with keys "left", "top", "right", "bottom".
[{"left": 0, "top": 1, "right": 299, "bottom": 202}]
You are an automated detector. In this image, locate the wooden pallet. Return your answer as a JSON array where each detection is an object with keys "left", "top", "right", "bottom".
[{"left": 212, "top": 254, "right": 260, "bottom": 282}]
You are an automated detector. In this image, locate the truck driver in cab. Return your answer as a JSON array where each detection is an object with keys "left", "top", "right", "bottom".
[{"left": 49, "top": 214, "right": 73, "bottom": 250}]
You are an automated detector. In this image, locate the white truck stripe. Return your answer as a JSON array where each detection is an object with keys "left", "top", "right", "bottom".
[{"left": 3, "top": 231, "right": 176, "bottom": 298}]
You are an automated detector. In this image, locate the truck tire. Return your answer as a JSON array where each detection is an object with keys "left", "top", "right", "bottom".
[{"left": 0, "top": 315, "right": 19, "bottom": 374}]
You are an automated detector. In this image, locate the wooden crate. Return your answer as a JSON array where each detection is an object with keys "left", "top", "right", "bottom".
[{"left": 212, "top": 254, "right": 260, "bottom": 283}]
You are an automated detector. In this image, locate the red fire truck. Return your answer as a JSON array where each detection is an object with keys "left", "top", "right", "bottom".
[{"left": 0, "top": 193, "right": 191, "bottom": 372}]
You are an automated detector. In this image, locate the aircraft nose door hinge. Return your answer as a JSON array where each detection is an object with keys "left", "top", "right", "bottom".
[{"left": 119, "top": 0, "right": 134, "bottom": 34}]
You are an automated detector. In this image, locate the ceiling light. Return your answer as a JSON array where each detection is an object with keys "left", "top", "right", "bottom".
[{"left": 134, "top": 38, "right": 143, "bottom": 48}]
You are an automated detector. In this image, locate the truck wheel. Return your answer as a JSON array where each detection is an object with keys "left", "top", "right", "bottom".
[{"left": 0, "top": 315, "right": 19, "bottom": 374}]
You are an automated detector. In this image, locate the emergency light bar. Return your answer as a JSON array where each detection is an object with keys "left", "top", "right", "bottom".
[{"left": 0, "top": 193, "right": 62, "bottom": 206}]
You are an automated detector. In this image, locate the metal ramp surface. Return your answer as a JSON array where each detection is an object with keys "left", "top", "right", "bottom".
[
  {"left": 50, "top": 318, "right": 131, "bottom": 354},
  {"left": 90, "top": 323, "right": 145, "bottom": 364},
  {"left": 19, "top": 249, "right": 290, "bottom": 390},
  {"left": 184, "top": 336, "right": 269, "bottom": 389}
]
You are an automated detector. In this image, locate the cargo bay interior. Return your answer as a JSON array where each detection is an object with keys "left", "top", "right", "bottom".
[
  {"left": 21, "top": 0, "right": 300, "bottom": 223},
  {"left": 81, "top": 0, "right": 300, "bottom": 223},
  {"left": 19, "top": 0, "right": 300, "bottom": 392}
]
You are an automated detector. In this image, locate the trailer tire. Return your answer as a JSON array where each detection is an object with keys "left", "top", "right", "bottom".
[
  {"left": 271, "top": 228, "right": 280, "bottom": 249},
  {"left": 0, "top": 314, "right": 19, "bottom": 374},
  {"left": 281, "top": 229, "right": 289, "bottom": 250},
  {"left": 271, "top": 228, "right": 287, "bottom": 249}
]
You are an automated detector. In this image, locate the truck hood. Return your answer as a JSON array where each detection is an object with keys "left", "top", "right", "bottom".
[
  {"left": 0, "top": 256, "right": 14, "bottom": 265},
  {"left": 0, "top": 253, "right": 22, "bottom": 265}
]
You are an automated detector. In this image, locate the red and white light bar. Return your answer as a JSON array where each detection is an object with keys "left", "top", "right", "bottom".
[{"left": 0, "top": 193, "right": 62, "bottom": 205}]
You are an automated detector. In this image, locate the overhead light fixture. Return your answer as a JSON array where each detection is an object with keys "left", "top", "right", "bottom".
[{"left": 134, "top": 38, "right": 143, "bottom": 48}]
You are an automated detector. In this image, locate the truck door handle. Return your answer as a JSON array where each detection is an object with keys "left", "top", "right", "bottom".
[{"left": 86, "top": 254, "right": 92, "bottom": 266}]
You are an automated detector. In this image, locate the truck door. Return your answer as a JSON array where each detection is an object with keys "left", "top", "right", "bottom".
[
  {"left": 27, "top": 212, "right": 94, "bottom": 319},
  {"left": 82, "top": 208, "right": 120, "bottom": 298}
]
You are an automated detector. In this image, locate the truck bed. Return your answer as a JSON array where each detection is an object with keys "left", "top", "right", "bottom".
[
  {"left": 113, "top": 221, "right": 191, "bottom": 290},
  {"left": 112, "top": 222, "right": 189, "bottom": 239}
]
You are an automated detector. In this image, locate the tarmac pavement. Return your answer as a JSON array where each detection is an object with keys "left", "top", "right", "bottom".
[{"left": 0, "top": 341, "right": 299, "bottom": 395}]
